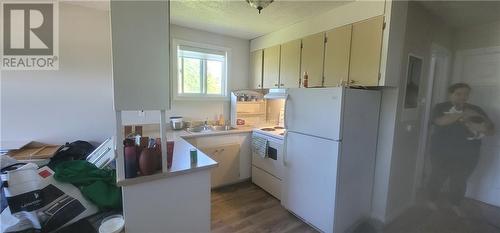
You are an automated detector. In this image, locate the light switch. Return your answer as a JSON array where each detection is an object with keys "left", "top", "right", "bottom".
[{"left": 406, "top": 124, "right": 413, "bottom": 132}]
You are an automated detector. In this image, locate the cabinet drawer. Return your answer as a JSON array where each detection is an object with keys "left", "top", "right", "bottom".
[{"left": 252, "top": 166, "right": 282, "bottom": 200}]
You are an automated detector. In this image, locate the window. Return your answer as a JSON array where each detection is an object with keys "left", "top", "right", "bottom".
[{"left": 174, "top": 40, "right": 229, "bottom": 99}]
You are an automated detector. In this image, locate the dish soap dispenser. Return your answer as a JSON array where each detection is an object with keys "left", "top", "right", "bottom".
[
  {"left": 303, "top": 72, "right": 309, "bottom": 88},
  {"left": 218, "top": 114, "right": 225, "bottom": 126}
]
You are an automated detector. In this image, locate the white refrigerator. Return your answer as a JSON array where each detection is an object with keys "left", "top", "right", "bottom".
[{"left": 282, "top": 87, "right": 381, "bottom": 233}]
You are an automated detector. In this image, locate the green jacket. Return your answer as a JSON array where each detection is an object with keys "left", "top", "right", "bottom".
[{"left": 54, "top": 160, "right": 122, "bottom": 210}]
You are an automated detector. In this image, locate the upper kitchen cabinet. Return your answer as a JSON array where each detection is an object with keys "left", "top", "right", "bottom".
[
  {"left": 110, "top": 1, "right": 170, "bottom": 110},
  {"left": 279, "top": 40, "right": 301, "bottom": 88},
  {"left": 250, "top": 50, "right": 264, "bottom": 89},
  {"left": 324, "top": 25, "right": 352, "bottom": 87},
  {"left": 301, "top": 32, "right": 325, "bottom": 87},
  {"left": 349, "top": 16, "right": 384, "bottom": 86},
  {"left": 263, "top": 45, "right": 281, "bottom": 89}
]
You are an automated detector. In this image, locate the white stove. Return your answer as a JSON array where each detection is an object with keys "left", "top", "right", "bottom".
[
  {"left": 253, "top": 126, "right": 286, "bottom": 140},
  {"left": 251, "top": 126, "right": 286, "bottom": 199}
]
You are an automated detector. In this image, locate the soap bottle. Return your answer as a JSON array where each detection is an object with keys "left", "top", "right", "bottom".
[
  {"left": 218, "top": 114, "right": 225, "bottom": 126},
  {"left": 303, "top": 72, "right": 309, "bottom": 88}
]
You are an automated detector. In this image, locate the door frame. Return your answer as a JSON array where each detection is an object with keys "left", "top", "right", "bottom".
[{"left": 412, "top": 43, "right": 451, "bottom": 201}]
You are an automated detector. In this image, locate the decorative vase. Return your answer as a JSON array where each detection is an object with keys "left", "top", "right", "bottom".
[
  {"left": 154, "top": 138, "right": 162, "bottom": 170},
  {"left": 124, "top": 144, "right": 138, "bottom": 178},
  {"left": 139, "top": 148, "right": 157, "bottom": 176}
]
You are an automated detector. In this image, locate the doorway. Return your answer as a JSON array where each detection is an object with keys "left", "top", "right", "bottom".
[{"left": 413, "top": 43, "right": 451, "bottom": 198}]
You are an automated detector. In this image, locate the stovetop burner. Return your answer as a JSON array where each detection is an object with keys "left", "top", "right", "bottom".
[{"left": 260, "top": 128, "right": 276, "bottom": 131}]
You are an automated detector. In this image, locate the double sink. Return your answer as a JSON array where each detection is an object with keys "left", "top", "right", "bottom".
[{"left": 186, "top": 125, "right": 235, "bottom": 133}]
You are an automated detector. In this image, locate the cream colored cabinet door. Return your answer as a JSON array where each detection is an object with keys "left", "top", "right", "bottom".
[
  {"left": 301, "top": 32, "right": 325, "bottom": 87},
  {"left": 263, "top": 45, "right": 281, "bottom": 88},
  {"left": 279, "top": 40, "right": 301, "bottom": 88},
  {"left": 199, "top": 144, "right": 240, "bottom": 187},
  {"left": 324, "top": 25, "right": 352, "bottom": 87},
  {"left": 349, "top": 16, "right": 384, "bottom": 86},
  {"left": 250, "top": 50, "right": 263, "bottom": 89},
  {"left": 111, "top": 1, "right": 170, "bottom": 110}
]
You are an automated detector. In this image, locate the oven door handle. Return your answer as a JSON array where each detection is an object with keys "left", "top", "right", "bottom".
[{"left": 283, "top": 131, "right": 288, "bottom": 167}]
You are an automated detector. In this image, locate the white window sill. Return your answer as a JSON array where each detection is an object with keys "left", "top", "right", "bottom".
[{"left": 174, "top": 95, "right": 229, "bottom": 102}]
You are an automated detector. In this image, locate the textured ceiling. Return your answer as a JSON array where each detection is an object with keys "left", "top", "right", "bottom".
[
  {"left": 419, "top": 1, "right": 500, "bottom": 29},
  {"left": 171, "top": 0, "right": 351, "bottom": 39}
]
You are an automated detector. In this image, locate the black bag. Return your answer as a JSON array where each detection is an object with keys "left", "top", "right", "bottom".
[{"left": 48, "top": 141, "right": 95, "bottom": 169}]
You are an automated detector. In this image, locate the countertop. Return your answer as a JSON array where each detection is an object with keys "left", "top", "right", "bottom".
[
  {"left": 116, "top": 138, "right": 217, "bottom": 186},
  {"left": 140, "top": 125, "right": 253, "bottom": 141},
  {"left": 179, "top": 127, "right": 253, "bottom": 139},
  {"left": 116, "top": 126, "right": 253, "bottom": 187}
]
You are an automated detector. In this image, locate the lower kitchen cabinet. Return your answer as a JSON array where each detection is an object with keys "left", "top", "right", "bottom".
[
  {"left": 199, "top": 144, "right": 240, "bottom": 187},
  {"left": 186, "top": 132, "right": 252, "bottom": 188}
]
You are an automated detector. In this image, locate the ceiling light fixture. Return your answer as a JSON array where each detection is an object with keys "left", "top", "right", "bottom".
[{"left": 246, "top": 0, "right": 274, "bottom": 14}]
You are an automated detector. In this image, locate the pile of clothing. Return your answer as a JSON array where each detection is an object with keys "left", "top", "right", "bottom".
[{"left": 1, "top": 140, "right": 122, "bottom": 233}]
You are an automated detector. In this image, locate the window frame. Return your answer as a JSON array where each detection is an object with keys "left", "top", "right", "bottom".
[{"left": 172, "top": 39, "right": 230, "bottom": 101}]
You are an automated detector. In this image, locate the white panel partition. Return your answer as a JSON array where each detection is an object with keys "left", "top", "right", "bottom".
[{"left": 110, "top": 1, "right": 170, "bottom": 111}]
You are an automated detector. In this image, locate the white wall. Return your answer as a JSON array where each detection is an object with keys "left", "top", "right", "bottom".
[
  {"left": 454, "top": 20, "right": 500, "bottom": 50},
  {"left": 1, "top": 3, "right": 115, "bottom": 145},
  {"left": 387, "top": 1, "right": 454, "bottom": 219},
  {"left": 121, "top": 25, "right": 250, "bottom": 125},
  {"left": 250, "top": 0, "right": 386, "bottom": 51},
  {"left": 372, "top": 1, "right": 455, "bottom": 223}
]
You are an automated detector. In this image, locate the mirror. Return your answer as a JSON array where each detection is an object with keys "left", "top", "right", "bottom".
[{"left": 404, "top": 55, "right": 423, "bottom": 109}]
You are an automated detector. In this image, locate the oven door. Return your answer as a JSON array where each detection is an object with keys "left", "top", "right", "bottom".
[{"left": 252, "top": 134, "right": 284, "bottom": 179}]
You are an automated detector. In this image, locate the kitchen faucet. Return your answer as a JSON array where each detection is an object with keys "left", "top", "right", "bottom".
[{"left": 203, "top": 119, "right": 210, "bottom": 131}]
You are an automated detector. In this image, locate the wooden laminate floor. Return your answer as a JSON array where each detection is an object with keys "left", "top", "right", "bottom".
[
  {"left": 211, "top": 181, "right": 500, "bottom": 233},
  {"left": 211, "top": 181, "right": 318, "bottom": 233},
  {"left": 383, "top": 199, "right": 500, "bottom": 233}
]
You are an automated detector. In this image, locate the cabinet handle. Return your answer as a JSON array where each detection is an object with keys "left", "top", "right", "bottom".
[
  {"left": 274, "top": 84, "right": 278, "bottom": 87},
  {"left": 280, "top": 84, "right": 284, "bottom": 87},
  {"left": 258, "top": 84, "right": 261, "bottom": 87}
]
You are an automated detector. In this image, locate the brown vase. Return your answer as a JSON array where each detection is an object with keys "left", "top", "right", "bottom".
[
  {"left": 154, "top": 138, "right": 162, "bottom": 170},
  {"left": 124, "top": 144, "right": 138, "bottom": 179},
  {"left": 139, "top": 148, "right": 157, "bottom": 176}
]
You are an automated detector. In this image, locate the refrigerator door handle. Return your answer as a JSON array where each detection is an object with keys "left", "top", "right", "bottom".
[
  {"left": 283, "top": 131, "right": 288, "bottom": 166},
  {"left": 284, "top": 95, "right": 290, "bottom": 129}
]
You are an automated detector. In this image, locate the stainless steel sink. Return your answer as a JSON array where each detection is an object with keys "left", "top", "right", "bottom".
[
  {"left": 212, "top": 125, "right": 235, "bottom": 131},
  {"left": 186, "top": 125, "right": 234, "bottom": 133},
  {"left": 186, "top": 125, "right": 212, "bottom": 133}
]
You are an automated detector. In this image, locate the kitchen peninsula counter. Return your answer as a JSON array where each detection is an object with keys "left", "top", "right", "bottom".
[
  {"left": 116, "top": 137, "right": 217, "bottom": 187},
  {"left": 118, "top": 136, "right": 217, "bottom": 233}
]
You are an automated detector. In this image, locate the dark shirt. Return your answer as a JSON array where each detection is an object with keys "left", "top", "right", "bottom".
[{"left": 430, "top": 102, "right": 487, "bottom": 155}]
